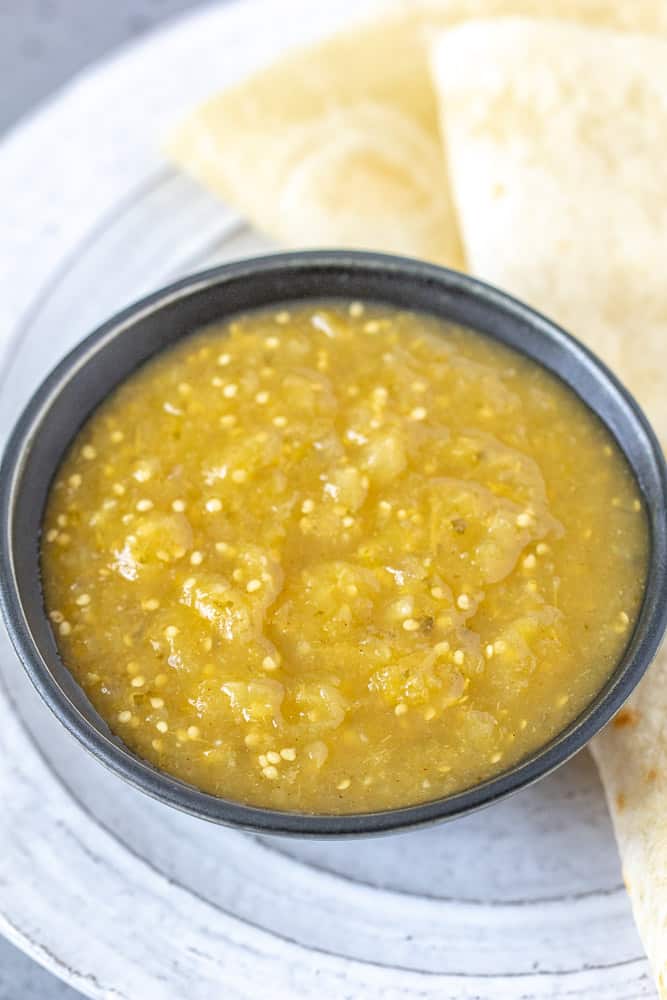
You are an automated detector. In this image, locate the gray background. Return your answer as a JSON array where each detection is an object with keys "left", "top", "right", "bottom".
[
  {"left": 0, "top": 3, "right": 214, "bottom": 995},
  {"left": 0, "top": 0, "right": 207, "bottom": 132}
]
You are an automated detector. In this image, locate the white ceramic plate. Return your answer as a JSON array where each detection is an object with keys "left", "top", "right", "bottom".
[{"left": 0, "top": 1, "right": 655, "bottom": 996}]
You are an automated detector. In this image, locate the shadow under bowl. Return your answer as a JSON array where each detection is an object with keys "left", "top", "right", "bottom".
[{"left": 1, "top": 250, "right": 666, "bottom": 836}]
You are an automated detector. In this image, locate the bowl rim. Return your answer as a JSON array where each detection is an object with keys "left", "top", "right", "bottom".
[{"left": 2, "top": 249, "right": 666, "bottom": 837}]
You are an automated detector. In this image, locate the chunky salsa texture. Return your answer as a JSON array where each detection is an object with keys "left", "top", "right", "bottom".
[{"left": 41, "top": 301, "right": 648, "bottom": 812}]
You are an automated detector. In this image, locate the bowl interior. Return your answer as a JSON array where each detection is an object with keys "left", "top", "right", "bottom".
[{"left": 2, "top": 251, "right": 667, "bottom": 836}]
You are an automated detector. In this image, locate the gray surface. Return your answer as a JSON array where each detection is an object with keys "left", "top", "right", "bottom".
[
  {"left": 0, "top": 3, "right": 210, "bottom": 996},
  {"left": 0, "top": 946, "right": 78, "bottom": 1000},
  {"left": 0, "top": 0, "right": 207, "bottom": 134}
]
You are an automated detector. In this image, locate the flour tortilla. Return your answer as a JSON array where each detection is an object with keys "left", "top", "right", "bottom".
[
  {"left": 166, "top": 0, "right": 667, "bottom": 268},
  {"left": 433, "top": 18, "right": 667, "bottom": 993}
]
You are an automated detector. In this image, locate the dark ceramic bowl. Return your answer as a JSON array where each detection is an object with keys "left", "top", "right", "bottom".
[{"left": 1, "top": 251, "right": 666, "bottom": 837}]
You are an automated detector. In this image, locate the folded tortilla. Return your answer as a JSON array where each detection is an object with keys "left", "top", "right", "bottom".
[
  {"left": 433, "top": 18, "right": 667, "bottom": 993},
  {"left": 166, "top": 0, "right": 667, "bottom": 269}
]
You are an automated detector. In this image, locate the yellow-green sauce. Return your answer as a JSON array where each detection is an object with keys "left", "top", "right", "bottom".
[{"left": 41, "top": 300, "right": 648, "bottom": 812}]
